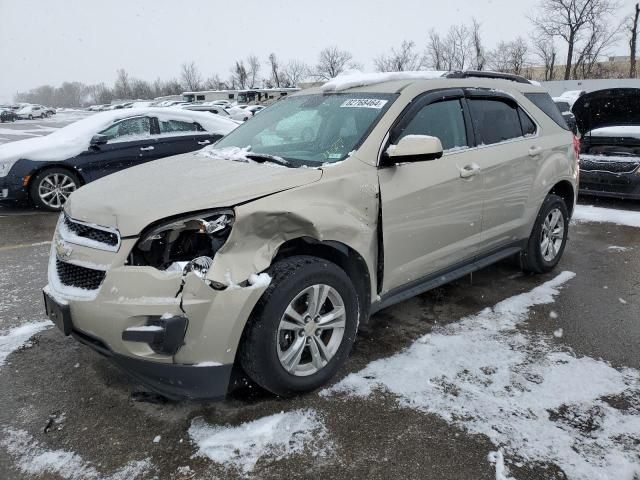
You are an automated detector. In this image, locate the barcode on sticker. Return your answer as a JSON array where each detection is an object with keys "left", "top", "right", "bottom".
[{"left": 340, "top": 99, "right": 388, "bottom": 109}]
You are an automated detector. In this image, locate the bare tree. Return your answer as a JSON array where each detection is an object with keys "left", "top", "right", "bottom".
[
  {"left": 530, "top": 0, "right": 618, "bottom": 80},
  {"left": 247, "top": 55, "right": 261, "bottom": 88},
  {"left": 267, "top": 53, "right": 282, "bottom": 87},
  {"left": 180, "top": 61, "right": 202, "bottom": 91},
  {"left": 573, "top": 19, "right": 620, "bottom": 78},
  {"left": 425, "top": 30, "right": 446, "bottom": 70},
  {"left": 204, "top": 74, "right": 228, "bottom": 90},
  {"left": 282, "top": 60, "right": 309, "bottom": 87},
  {"left": 470, "top": 18, "right": 486, "bottom": 70},
  {"left": 231, "top": 61, "right": 248, "bottom": 89},
  {"left": 130, "top": 78, "right": 154, "bottom": 99},
  {"left": 374, "top": 40, "right": 425, "bottom": 72},
  {"left": 444, "top": 24, "right": 475, "bottom": 70},
  {"left": 630, "top": 3, "right": 640, "bottom": 77},
  {"left": 314, "top": 46, "right": 355, "bottom": 80},
  {"left": 487, "top": 38, "right": 530, "bottom": 75},
  {"left": 531, "top": 33, "right": 558, "bottom": 80},
  {"left": 114, "top": 69, "right": 132, "bottom": 99}
]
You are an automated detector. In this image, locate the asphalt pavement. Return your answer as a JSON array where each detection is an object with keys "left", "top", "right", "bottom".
[{"left": 0, "top": 199, "right": 638, "bottom": 480}]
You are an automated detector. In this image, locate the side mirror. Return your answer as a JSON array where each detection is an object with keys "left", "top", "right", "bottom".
[
  {"left": 382, "top": 135, "right": 443, "bottom": 166},
  {"left": 90, "top": 134, "right": 108, "bottom": 146}
]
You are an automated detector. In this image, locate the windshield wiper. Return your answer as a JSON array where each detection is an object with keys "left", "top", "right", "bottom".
[{"left": 245, "top": 153, "right": 292, "bottom": 167}]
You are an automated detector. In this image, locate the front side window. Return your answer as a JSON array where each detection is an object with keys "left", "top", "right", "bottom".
[
  {"left": 158, "top": 119, "right": 203, "bottom": 134},
  {"left": 99, "top": 116, "right": 151, "bottom": 142},
  {"left": 214, "top": 93, "right": 396, "bottom": 166},
  {"left": 395, "top": 99, "right": 469, "bottom": 151},
  {"left": 468, "top": 99, "right": 522, "bottom": 145}
]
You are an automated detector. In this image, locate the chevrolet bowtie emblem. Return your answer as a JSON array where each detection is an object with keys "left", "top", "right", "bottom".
[{"left": 55, "top": 238, "right": 73, "bottom": 259}]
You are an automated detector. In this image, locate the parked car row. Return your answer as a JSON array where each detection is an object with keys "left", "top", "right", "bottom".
[{"left": 0, "top": 103, "right": 56, "bottom": 120}]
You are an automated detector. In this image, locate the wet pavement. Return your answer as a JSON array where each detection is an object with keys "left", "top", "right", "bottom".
[{"left": 0, "top": 197, "right": 638, "bottom": 479}]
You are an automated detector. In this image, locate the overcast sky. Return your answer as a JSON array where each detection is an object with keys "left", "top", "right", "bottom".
[{"left": 0, "top": 0, "right": 634, "bottom": 102}]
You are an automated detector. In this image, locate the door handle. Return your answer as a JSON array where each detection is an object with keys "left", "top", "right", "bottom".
[
  {"left": 459, "top": 163, "right": 481, "bottom": 178},
  {"left": 140, "top": 146, "right": 154, "bottom": 151},
  {"left": 197, "top": 140, "right": 211, "bottom": 145},
  {"left": 528, "top": 146, "right": 542, "bottom": 157}
]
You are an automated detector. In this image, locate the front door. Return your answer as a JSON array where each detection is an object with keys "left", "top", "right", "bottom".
[{"left": 378, "top": 90, "right": 484, "bottom": 294}]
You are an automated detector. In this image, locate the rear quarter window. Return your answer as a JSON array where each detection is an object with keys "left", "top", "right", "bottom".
[{"left": 524, "top": 93, "right": 570, "bottom": 130}]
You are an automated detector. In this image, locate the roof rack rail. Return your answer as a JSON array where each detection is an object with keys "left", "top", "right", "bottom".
[{"left": 444, "top": 70, "right": 532, "bottom": 84}]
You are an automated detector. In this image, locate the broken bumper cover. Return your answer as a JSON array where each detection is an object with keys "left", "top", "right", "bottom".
[{"left": 72, "top": 327, "right": 233, "bottom": 400}]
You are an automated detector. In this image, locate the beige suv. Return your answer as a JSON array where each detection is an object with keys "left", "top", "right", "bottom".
[{"left": 43, "top": 72, "right": 578, "bottom": 399}]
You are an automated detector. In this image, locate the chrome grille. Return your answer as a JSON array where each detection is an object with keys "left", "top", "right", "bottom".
[
  {"left": 580, "top": 158, "right": 640, "bottom": 174},
  {"left": 63, "top": 215, "right": 119, "bottom": 248}
]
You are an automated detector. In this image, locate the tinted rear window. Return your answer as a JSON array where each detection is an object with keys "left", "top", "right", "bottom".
[
  {"left": 468, "top": 99, "right": 522, "bottom": 145},
  {"left": 525, "top": 93, "right": 569, "bottom": 130}
]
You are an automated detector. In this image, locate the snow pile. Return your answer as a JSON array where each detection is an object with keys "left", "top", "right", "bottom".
[
  {"left": 608, "top": 246, "right": 629, "bottom": 252},
  {"left": 0, "top": 107, "right": 237, "bottom": 168},
  {"left": 322, "top": 70, "right": 447, "bottom": 92},
  {"left": 487, "top": 450, "right": 514, "bottom": 480},
  {"left": 325, "top": 272, "right": 640, "bottom": 479},
  {"left": 247, "top": 273, "right": 272, "bottom": 289},
  {"left": 0, "top": 428, "right": 153, "bottom": 480},
  {"left": 188, "top": 409, "right": 331, "bottom": 474},
  {"left": 573, "top": 205, "right": 640, "bottom": 228},
  {"left": 0, "top": 321, "right": 52, "bottom": 367},
  {"left": 198, "top": 146, "right": 286, "bottom": 167}
]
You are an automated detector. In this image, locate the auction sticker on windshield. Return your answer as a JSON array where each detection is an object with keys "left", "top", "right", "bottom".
[{"left": 340, "top": 99, "right": 388, "bottom": 109}]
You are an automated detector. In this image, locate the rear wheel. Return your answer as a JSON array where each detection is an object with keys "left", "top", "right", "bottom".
[
  {"left": 239, "top": 256, "right": 358, "bottom": 397},
  {"left": 30, "top": 168, "right": 80, "bottom": 211},
  {"left": 521, "top": 194, "right": 569, "bottom": 273}
]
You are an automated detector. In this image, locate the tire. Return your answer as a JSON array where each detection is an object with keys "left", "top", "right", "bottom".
[
  {"left": 28, "top": 115, "right": 33, "bottom": 120},
  {"left": 239, "top": 255, "right": 359, "bottom": 397},
  {"left": 521, "top": 194, "right": 569, "bottom": 273},
  {"left": 29, "top": 167, "right": 80, "bottom": 211}
]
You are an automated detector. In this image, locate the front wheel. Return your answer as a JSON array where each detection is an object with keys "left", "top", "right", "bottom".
[
  {"left": 239, "top": 256, "right": 359, "bottom": 397},
  {"left": 29, "top": 168, "right": 80, "bottom": 211},
  {"left": 521, "top": 194, "right": 569, "bottom": 273}
]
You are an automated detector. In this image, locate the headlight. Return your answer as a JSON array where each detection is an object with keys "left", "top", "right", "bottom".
[{"left": 127, "top": 210, "right": 234, "bottom": 271}]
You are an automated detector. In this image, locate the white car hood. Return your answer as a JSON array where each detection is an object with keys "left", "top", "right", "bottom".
[{"left": 64, "top": 153, "right": 323, "bottom": 237}]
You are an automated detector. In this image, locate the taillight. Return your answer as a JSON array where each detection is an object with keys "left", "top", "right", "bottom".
[{"left": 573, "top": 136, "right": 581, "bottom": 162}]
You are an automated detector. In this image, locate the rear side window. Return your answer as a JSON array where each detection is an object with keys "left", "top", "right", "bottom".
[
  {"left": 396, "top": 99, "right": 469, "bottom": 151},
  {"left": 524, "top": 93, "right": 569, "bottom": 130},
  {"left": 468, "top": 99, "right": 522, "bottom": 145},
  {"left": 158, "top": 119, "right": 204, "bottom": 134},
  {"left": 518, "top": 108, "right": 537, "bottom": 136}
]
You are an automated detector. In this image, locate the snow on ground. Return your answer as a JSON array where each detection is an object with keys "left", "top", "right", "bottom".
[
  {"left": 607, "top": 245, "right": 630, "bottom": 252},
  {"left": 325, "top": 272, "right": 640, "bottom": 479},
  {"left": 188, "top": 409, "right": 331, "bottom": 475},
  {"left": 0, "top": 321, "right": 52, "bottom": 367},
  {"left": 0, "top": 428, "right": 152, "bottom": 480},
  {"left": 573, "top": 205, "right": 640, "bottom": 228}
]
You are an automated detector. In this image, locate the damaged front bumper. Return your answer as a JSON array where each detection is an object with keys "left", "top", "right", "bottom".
[{"left": 44, "top": 232, "right": 268, "bottom": 400}]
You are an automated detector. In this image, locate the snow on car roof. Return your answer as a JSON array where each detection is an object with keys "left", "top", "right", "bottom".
[
  {"left": 0, "top": 107, "right": 237, "bottom": 165},
  {"left": 321, "top": 71, "right": 448, "bottom": 92}
]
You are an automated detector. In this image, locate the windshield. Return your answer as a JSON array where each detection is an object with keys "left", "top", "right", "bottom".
[{"left": 214, "top": 93, "right": 396, "bottom": 166}]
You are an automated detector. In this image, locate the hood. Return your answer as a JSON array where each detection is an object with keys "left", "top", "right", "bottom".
[
  {"left": 65, "top": 153, "right": 323, "bottom": 237},
  {"left": 573, "top": 88, "right": 640, "bottom": 135}
]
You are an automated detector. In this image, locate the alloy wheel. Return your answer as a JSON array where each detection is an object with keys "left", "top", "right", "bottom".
[
  {"left": 277, "top": 284, "right": 346, "bottom": 377},
  {"left": 38, "top": 173, "right": 77, "bottom": 210},
  {"left": 540, "top": 207, "right": 565, "bottom": 262}
]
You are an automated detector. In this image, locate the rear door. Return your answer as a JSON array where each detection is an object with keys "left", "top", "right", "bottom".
[
  {"left": 378, "top": 89, "right": 484, "bottom": 293},
  {"left": 148, "top": 118, "right": 222, "bottom": 159},
  {"left": 80, "top": 116, "right": 154, "bottom": 180},
  {"left": 464, "top": 90, "right": 541, "bottom": 251}
]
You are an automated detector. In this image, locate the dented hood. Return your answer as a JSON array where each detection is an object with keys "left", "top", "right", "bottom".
[
  {"left": 65, "top": 153, "right": 322, "bottom": 236},
  {"left": 573, "top": 88, "right": 640, "bottom": 135}
]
